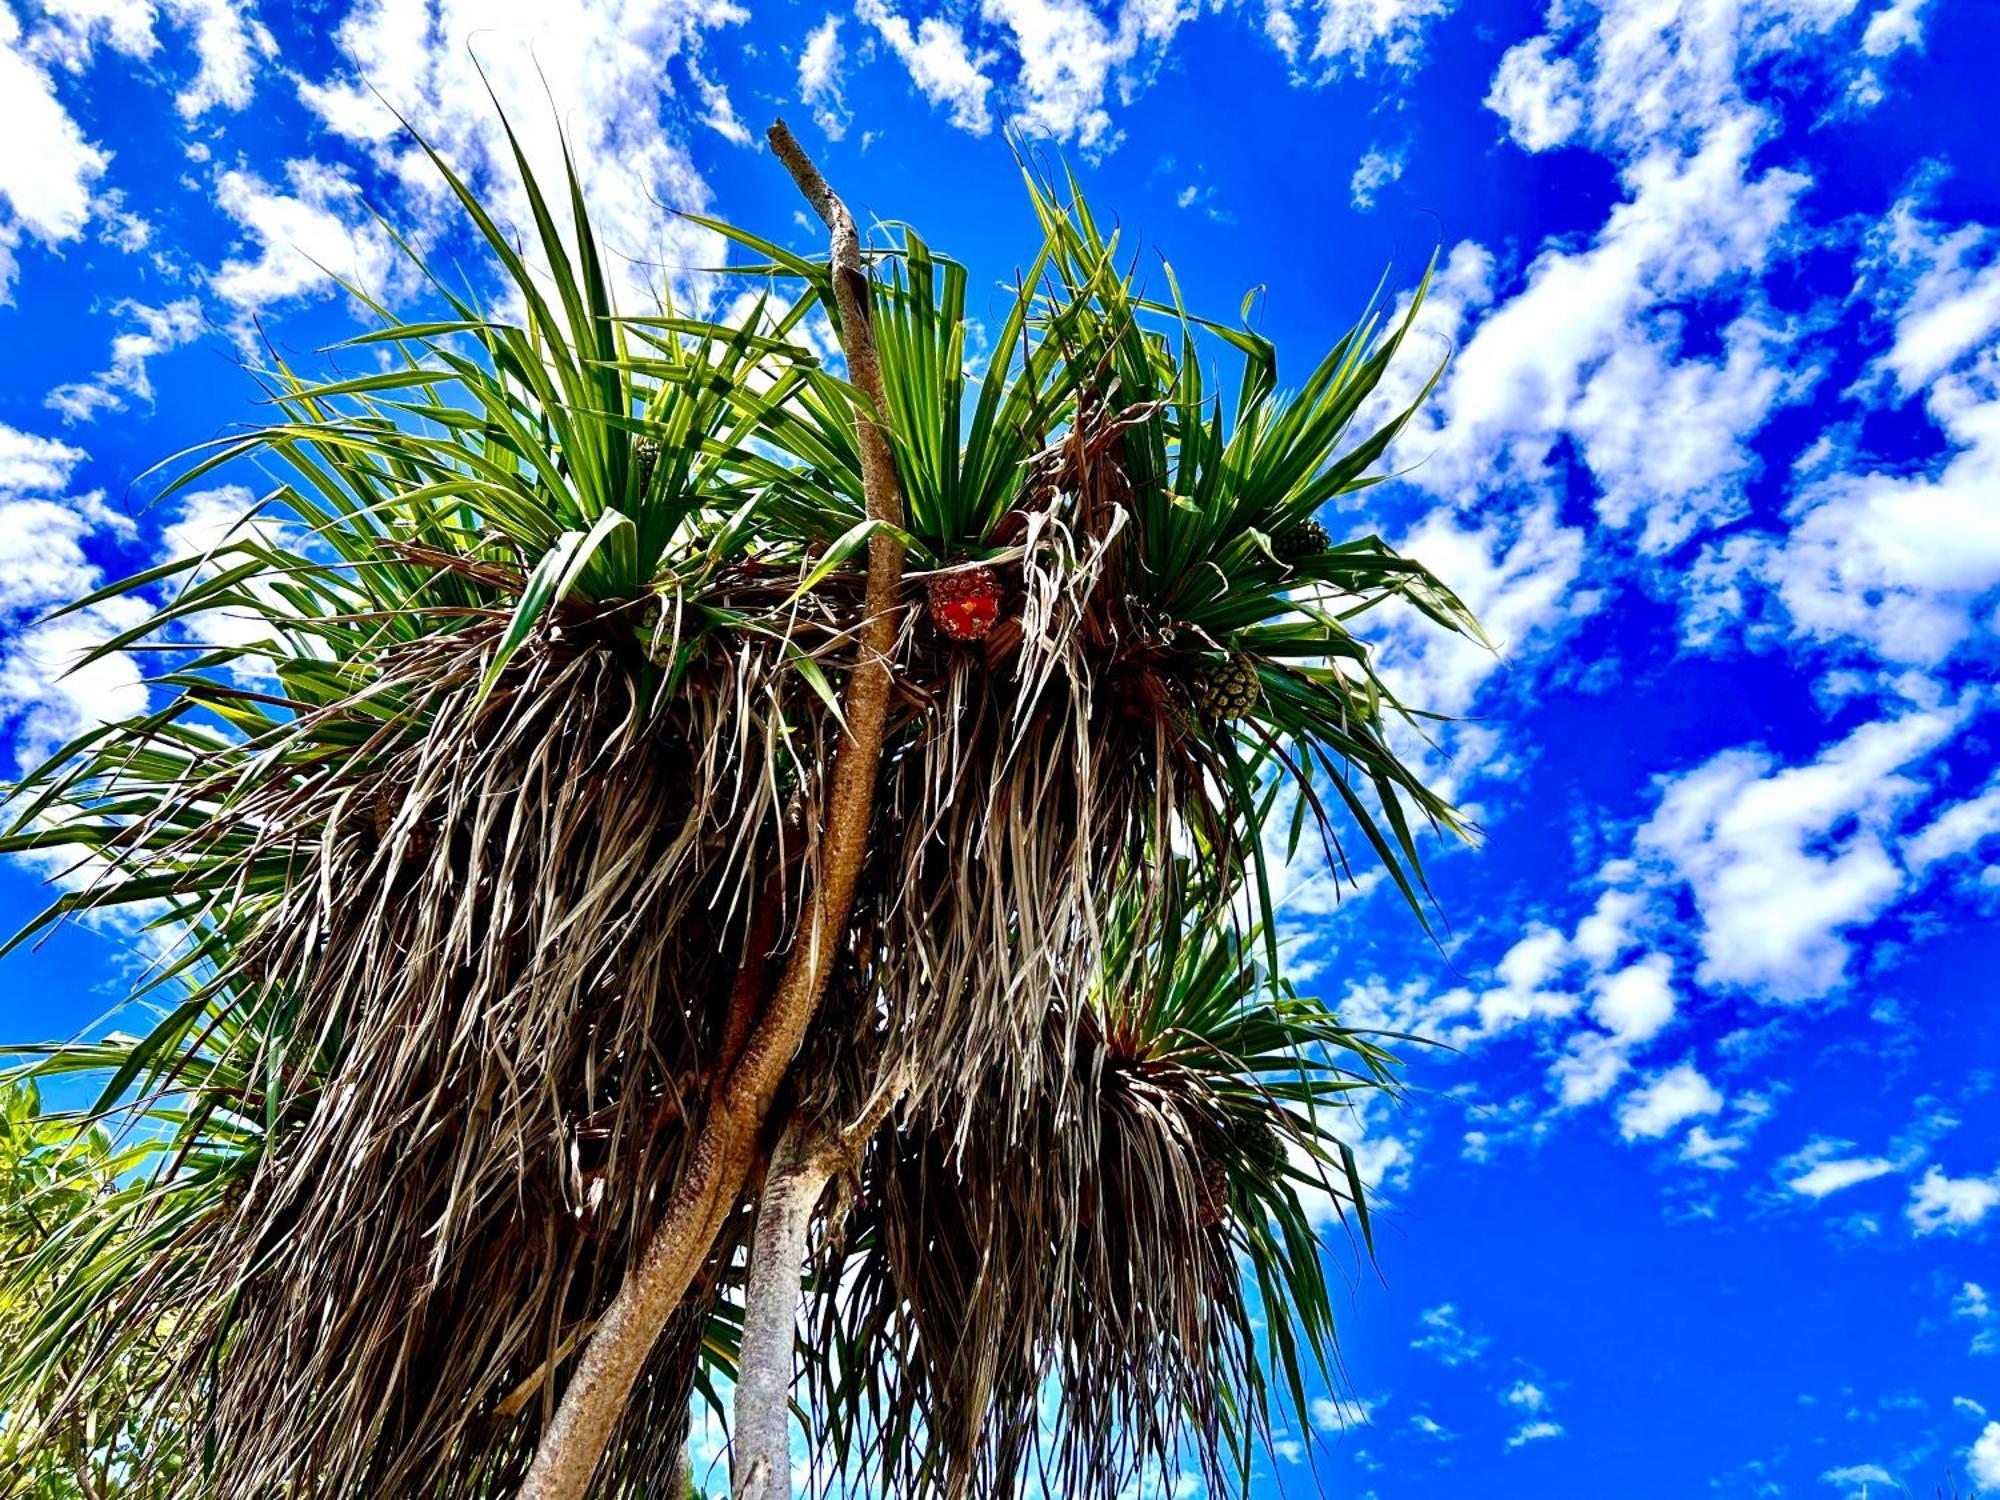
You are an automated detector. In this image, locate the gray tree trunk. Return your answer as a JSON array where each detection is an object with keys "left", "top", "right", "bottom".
[{"left": 730, "top": 1126, "right": 832, "bottom": 1500}]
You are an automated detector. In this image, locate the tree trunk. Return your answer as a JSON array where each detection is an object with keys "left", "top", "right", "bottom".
[
  {"left": 729, "top": 1124, "right": 832, "bottom": 1500},
  {"left": 515, "top": 122, "right": 906, "bottom": 1500}
]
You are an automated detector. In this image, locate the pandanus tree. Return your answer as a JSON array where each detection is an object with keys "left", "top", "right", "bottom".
[{"left": 0, "top": 115, "right": 1483, "bottom": 1499}]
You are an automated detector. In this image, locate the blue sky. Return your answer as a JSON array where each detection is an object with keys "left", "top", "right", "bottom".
[{"left": 2, "top": 0, "right": 1998, "bottom": 1495}]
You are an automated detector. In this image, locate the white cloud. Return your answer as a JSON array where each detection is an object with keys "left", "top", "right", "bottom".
[
  {"left": 1636, "top": 709, "right": 1960, "bottom": 1000},
  {"left": 1552, "top": 1033, "right": 1629, "bottom": 1108},
  {"left": 1378, "top": 494, "right": 1591, "bottom": 721},
  {"left": 852, "top": 2, "right": 1450, "bottom": 150},
  {"left": 158, "top": 484, "right": 267, "bottom": 563},
  {"left": 1970, "top": 1423, "right": 2000, "bottom": 1491},
  {"left": 1491, "top": 0, "right": 1869, "bottom": 159},
  {"left": 1822, "top": 1463, "right": 1898, "bottom": 1498},
  {"left": 0, "top": 493, "right": 106, "bottom": 617},
  {"left": 297, "top": 0, "right": 744, "bottom": 315},
  {"left": 0, "top": 421, "right": 88, "bottom": 495},
  {"left": 1746, "top": 198, "right": 2000, "bottom": 665},
  {"left": 33, "top": 0, "right": 276, "bottom": 117},
  {"left": 1264, "top": 0, "right": 1455, "bottom": 78},
  {"left": 1907, "top": 1164, "right": 2000, "bottom": 1235},
  {"left": 1680, "top": 1122, "right": 1745, "bottom": 1170},
  {"left": 1349, "top": 145, "right": 1403, "bottom": 210},
  {"left": 856, "top": 0, "right": 996, "bottom": 134},
  {"left": 797, "top": 14, "right": 849, "bottom": 140},
  {"left": 45, "top": 298, "right": 205, "bottom": 422},
  {"left": 1502, "top": 1380, "right": 1548, "bottom": 1413},
  {"left": 1551, "top": 953, "right": 1676, "bottom": 1105},
  {"left": 1571, "top": 883, "right": 1647, "bottom": 968},
  {"left": 150, "top": 485, "right": 296, "bottom": 662},
  {"left": 0, "top": 599, "right": 151, "bottom": 769},
  {"left": 1410, "top": 1303, "right": 1488, "bottom": 1367},
  {"left": 0, "top": 0, "right": 108, "bottom": 301},
  {"left": 1953, "top": 1282, "right": 1997, "bottom": 1356},
  {"left": 160, "top": 0, "right": 277, "bottom": 117},
  {"left": 1591, "top": 952, "right": 1675, "bottom": 1042},
  {"left": 1860, "top": 0, "right": 1929, "bottom": 59},
  {"left": 1485, "top": 34, "right": 1582, "bottom": 151},
  {"left": 981, "top": 0, "right": 1147, "bottom": 150},
  {"left": 1905, "top": 776, "right": 2000, "bottom": 873},
  {"left": 1397, "top": 113, "right": 1810, "bottom": 548},
  {"left": 209, "top": 159, "right": 404, "bottom": 313},
  {"left": 33, "top": 0, "right": 161, "bottom": 62},
  {"left": 1570, "top": 309, "right": 1813, "bottom": 553},
  {"left": 1616, "top": 1061, "right": 1722, "bottom": 1141},
  {"left": 1309, "top": 1394, "right": 1378, "bottom": 1431},
  {"left": 0, "top": 422, "right": 148, "bottom": 770},
  {"left": 1505, "top": 1419, "right": 1564, "bottom": 1450},
  {"left": 1781, "top": 1140, "right": 1899, "bottom": 1200},
  {"left": 1870, "top": 197, "right": 2000, "bottom": 395},
  {"left": 1408, "top": 925, "right": 1582, "bottom": 1050}
]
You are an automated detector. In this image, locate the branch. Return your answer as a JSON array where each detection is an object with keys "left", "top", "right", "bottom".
[
  {"left": 731, "top": 1072, "right": 911, "bottom": 1500},
  {"left": 516, "top": 121, "right": 907, "bottom": 1500}
]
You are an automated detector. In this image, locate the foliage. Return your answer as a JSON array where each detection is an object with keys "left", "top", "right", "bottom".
[
  {"left": 0, "top": 1081, "right": 191, "bottom": 1497},
  {"left": 0, "top": 113, "right": 1481, "bottom": 1500}
]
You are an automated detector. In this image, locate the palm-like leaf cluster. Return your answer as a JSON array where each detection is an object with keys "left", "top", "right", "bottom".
[{"left": 0, "top": 117, "right": 1480, "bottom": 1499}]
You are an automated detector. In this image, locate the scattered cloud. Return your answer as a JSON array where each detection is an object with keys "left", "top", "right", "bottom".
[
  {"left": 1309, "top": 1393, "right": 1379, "bottom": 1432},
  {"left": 856, "top": 0, "right": 995, "bottom": 135},
  {"left": 1781, "top": 1141, "right": 1900, "bottom": 1200},
  {"left": 1262, "top": 0, "right": 1456, "bottom": 79},
  {"left": 297, "top": 0, "right": 744, "bottom": 312},
  {"left": 1498, "top": 1377, "right": 1566, "bottom": 1448},
  {"left": 0, "top": 421, "right": 147, "bottom": 770},
  {"left": 1636, "top": 709, "right": 1962, "bottom": 1000},
  {"left": 797, "top": 13, "right": 849, "bottom": 140},
  {"left": 1906, "top": 775, "right": 2000, "bottom": 875},
  {"left": 1822, "top": 1463, "right": 1898, "bottom": 1498},
  {"left": 45, "top": 298, "right": 205, "bottom": 421},
  {"left": 1485, "top": 34, "right": 1581, "bottom": 151},
  {"left": 1350, "top": 145, "right": 1403, "bottom": 210},
  {"left": 852, "top": 2, "right": 1456, "bottom": 151},
  {"left": 0, "top": 0, "right": 109, "bottom": 301},
  {"left": 159, "top": 0, "right": 278, "bottom": 118},
  {"left": 1391, "top": 112, "right": 1813, "bottom": 552},
  {"left": 1734, "top": 195, "right": 2000, "bottom": 667},
  {"left": 1907, "top": 1164, "right": 2000, "bottom": 1235},
  {"left": 1617, "top": 1061, "right": 1723, "bottom": 1141},
  {"left": 1972, "top": 1422, "right": 2000, "bottom": 1491},
  {"left": 1411, "top": 1303, "right": 1489, "bottom": 1367},
  {"left": 1505, "top": 1418, "right": 1564, "bottom": 1450},
  {"left": 209, "top": 159, "right": 404, "bottom": 313},
  {"left": 1953, "top": 1282, "right": 1997, "bottom": 1356},
  {"left": 1376, "top": 491, "right": 1591, "bottom": 722}
]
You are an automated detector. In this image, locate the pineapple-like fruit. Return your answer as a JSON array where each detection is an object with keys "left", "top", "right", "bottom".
[
  {"left": 634, "top": 436, "right": 661, "bottom": 492},
  {"left": 1236, "top": 1114, "right": 1286, "bottom": 1175},
  {"left": 1194, "top": 651, "right": 1261, "bottom": 722},
  {"left": 1276, "top": 515, "right": 1331, "bottom": 562},
  {"left": 635, "top": 595, "right": 673, "bottom": 668},
  {"left": 926, "top": 565, "right": 1004, "bottom": 643},
  {"left": 1196, "top": 1149, "right": 1231, "bottom": 1230}
]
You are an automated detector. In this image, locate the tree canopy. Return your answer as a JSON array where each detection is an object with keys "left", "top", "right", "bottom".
[{"left": 0, "top": 116, "right": 1481, "bottom": 1499}]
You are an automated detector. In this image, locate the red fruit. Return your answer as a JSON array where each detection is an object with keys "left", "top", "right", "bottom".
[{"left": 926, "top": 566, "right": 1004, "bottom": 642}]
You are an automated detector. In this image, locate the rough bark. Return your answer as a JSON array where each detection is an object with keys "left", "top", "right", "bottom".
[{"left": 515, "top": 122, "right": 906, "bottom": 1500}]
